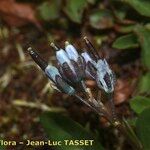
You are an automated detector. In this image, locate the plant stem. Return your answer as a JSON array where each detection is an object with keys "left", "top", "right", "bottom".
[
  {"left": 108, "top": 93, "right": 142, "bottom": 150},
  {"left": 114, "top": 120, "right": 143, "bottom": 150},
  {"left": 108, "top": 92, "right": 118, "bottom": 121},
  {"left": 75, "top": 93, "right": 143, "bottom": 150}
]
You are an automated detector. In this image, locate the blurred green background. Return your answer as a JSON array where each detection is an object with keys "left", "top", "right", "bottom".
[{"left": 0, "top": 0, "right": 150, "bottom": 150}]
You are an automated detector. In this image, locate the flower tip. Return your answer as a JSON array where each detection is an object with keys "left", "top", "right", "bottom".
[
  {"left": 65, "top": 41, "right": 70, "bottom": 46},
  {"left": 50, "top": 42, "right": 59, "bottom": 51},
  {"left": 83, "top": 36, "right": 87, "bottom": 40},
  {"left": 50, "top": 42, "right": 55, "bottom": 47},
  {"left": 27, "top": 47, "right": 32, "bottom": 51},
  {"left": 83, "top": 36, "right": 89, "bottom": 44},
  {"left": 27, "top": 47, "right": 34, "bottom": 55}
]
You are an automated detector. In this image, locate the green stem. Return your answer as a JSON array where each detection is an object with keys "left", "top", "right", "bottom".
[
  {"left": 75, "top": 93, "right": 143, "bottom": 150},
  {"left": 107, "top": 93, "right": 142, "bottom": 149},
  {"left": 113, "top": 120, "right": 143, "bottom": 150}
]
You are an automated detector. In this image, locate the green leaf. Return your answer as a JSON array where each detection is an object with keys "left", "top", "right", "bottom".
[
  {"left": 115, "top": 25, "right": 136, "bottom": 33},
  {"left": 38, "top": 0, "right": 61, "bottom": 21},
  {"left": 40, "top": 112, "right": 104, "bottom": 150},
  {"left": 138, "top": 73, "right": 150, "bottom": 94},
  {"left": 123, "top": 0, "right": 150, "bottom": 17},
  {"left": 112, "top": 5, "right": 129, "bottom": 21},
  {"left": 134, "top": 26, "right": 150, "bottom": 69},
  {"left": 136, "top": 107, "right": 150, "bottom": 150},
  {"left": 130, "top": 96, "right": 150, "bottom": 114},
  {"left": 64, "top": 0, "right": 87, "bottom": 23},
  {"left": 112, "top": 33, "right": 139, "bottom": 49},
  {"left": 89, "top": 10, "right": 114, "bottom": 29},
  {"left": 114, "top": 9, "right": 126, "bottom": 21}
]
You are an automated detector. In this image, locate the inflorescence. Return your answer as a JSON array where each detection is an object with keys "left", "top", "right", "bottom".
[{"left": 28, "top": 37, "right": 117, "bottom": 124}]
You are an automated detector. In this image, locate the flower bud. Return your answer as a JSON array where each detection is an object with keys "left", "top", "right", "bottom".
[
  {"left": 83, "top": 37, "right": 116, "bottom": 93},
  {"left": 27, "top": 47, "right": 48, "bottom": 71},
  {"left": 45, "top": 65, "right": 75, "bottom": 95},
  {"left": 51, "top": 43, "right": 85, "bottom": 84},
  {"left": 84, "top": 36, "right": 100, "bottom": 61},
  {"left": 96, "top": 59, "right": 115, "bottom": 93},
  {"left": 65, "top": 42, "right": 86, "bottom": 80},
  {"left": 81, "top": 51, "right": 96, "bottom": 79},
  {"left": 56, "top": 48, "right": 79, "bottom": 83},
  {"left": 28, "top": 47, "right": 75, "bottom": 95},
  {"left": 65, "top": 41, "right": 78, "bottom": 62}
]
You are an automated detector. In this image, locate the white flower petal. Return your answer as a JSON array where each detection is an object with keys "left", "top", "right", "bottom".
[
  {"left": 56, "top": 49, "right": 70, "bottom": 65},
  {"left": 45, "top": 65, "right": 60, "bottom": 82},
  {"left": 81, "top": 52, "right": 92, "bottom": 63},
  {"left": 65, "top": 44, "right": 79, "bottom": 61}
]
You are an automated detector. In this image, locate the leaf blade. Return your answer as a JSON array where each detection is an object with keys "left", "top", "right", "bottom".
[
  {"left": 64, "top": 0, "right": 87, "bottom": 23},
  {"left": 89, "top": 10, "right": 114, "bottom": 29},
  {"left": 136, "top": 107, "right": 150, "bottom": 150},
  {"left": 40, "top": 112, "right": 104, "bottom": 150},
  {"left": 134, "top": 26, "right": 150, "bottom": 69},
  {"left": 38, "top": 0, "right": 61, "bottom": 21},
  {"left": 138, "top": 73, "right": 150, "bottom": 94},
  {"left": 129, "top": 96, "right": 150, "bottom": 114},
  {"left": 112, "top": 33, "right": 139, "bottom": 49},
  {"left": 123, "top": 0, "right": 150, "bottom": 17}
]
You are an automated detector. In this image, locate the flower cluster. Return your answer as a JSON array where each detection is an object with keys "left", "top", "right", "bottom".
[{"left": 28, "top": 37, "right": 116, "bottom": 122}]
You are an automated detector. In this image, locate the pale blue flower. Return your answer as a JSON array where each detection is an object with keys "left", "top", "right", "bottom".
[
  {"left": 65, "top": 42, "right": 79, "bottom": 62},
  {"left": 28, "top": 47, "right": 75, "bottom": 95},
  {"left": 96, "top": 59, "right": 115, "bottom": 93},
  {"left": 81, "top": 51, "right": 96, "bottom": 79},
  {"left": 45, "top": 65, "right": 75, "bottom": 95}
]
